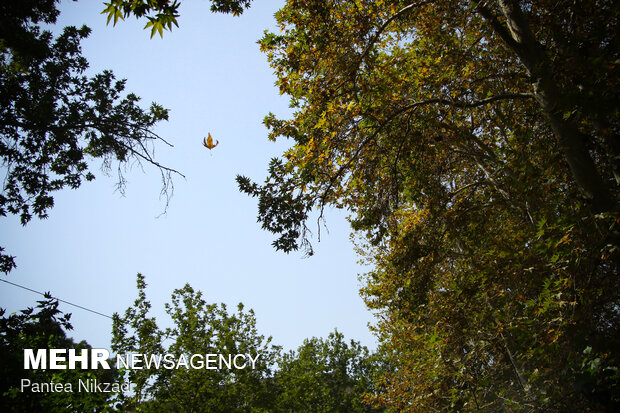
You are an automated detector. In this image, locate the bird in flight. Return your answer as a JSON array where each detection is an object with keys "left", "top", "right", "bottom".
[{"left": 203, "top": 133, "right": 219, "bottom": 150}]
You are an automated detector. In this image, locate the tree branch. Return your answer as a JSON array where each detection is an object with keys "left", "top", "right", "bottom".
[
  {"left": 401, "top": 93, "right": 534, "bottom": 112},
  {"left": 475, "top": 3, "right": 521, "bottom": 53},
  {"left": 478, "top": 0, "right": 616, "bottom": 212}
]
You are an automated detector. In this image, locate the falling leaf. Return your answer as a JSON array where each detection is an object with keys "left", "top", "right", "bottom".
[{"left": 203, "top": 133, "right": 219, "bottom": 150}]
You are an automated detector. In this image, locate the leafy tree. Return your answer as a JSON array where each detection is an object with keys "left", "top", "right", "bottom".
[
  {"left": 0, "top": 0, "right": 182, "bottom": 273},
  {"left": 101, "top": 0, "right": 254, "bottom": 38},
  {"left": 112, "top": 274, "right": 281, "bottom": 412},
  {"left": 235, "top": 0, "right": 620, "bottom": 411},
  {"left": 0, "top": 295, "right": 120, "bottom": 412},
  {"left": 273, "top": 329, "right": 385, "bottom": 412}
]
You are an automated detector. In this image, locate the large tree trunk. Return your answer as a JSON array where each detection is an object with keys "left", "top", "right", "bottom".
[{"left": 480, "top": 0, "right": 615, "bottom": 212}]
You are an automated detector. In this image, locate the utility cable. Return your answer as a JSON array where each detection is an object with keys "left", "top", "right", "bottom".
[{"left": 0, "top": 278, "right": 113, "bottom": 320}]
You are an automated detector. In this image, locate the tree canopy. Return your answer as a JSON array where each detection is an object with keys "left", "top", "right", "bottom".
[
  {"left": 112, "top": 274, "right": 384, "bottom": 412},
  {"left": 274, "top": 329, "right": 384, "bottom": 412},
  {"left": 236, "top": 0, "right": 619, "bottom": 410},
  {"left": 0, "top": 0, "right": 182, "bottom": 273},
  {"left": 112, "top": 274, "right": 281, "bottom": 412}
]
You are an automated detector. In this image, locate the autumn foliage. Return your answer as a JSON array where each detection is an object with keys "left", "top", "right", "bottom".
[{"left": 239, "top": 0, "right": 620, "bottom": 410}]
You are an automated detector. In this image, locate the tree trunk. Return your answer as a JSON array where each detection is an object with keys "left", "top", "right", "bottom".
[{"left": 481, "top": 0, "right": 615, "bottom": 212}]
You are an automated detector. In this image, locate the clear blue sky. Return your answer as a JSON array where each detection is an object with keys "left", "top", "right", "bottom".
[{"left": 0, "top": 0, "right": 377, "bottom": 352}]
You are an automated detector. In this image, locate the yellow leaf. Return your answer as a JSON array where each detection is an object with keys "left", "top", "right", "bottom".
[{"left": 203, "top": 133, "right": 219, "bottom": 150}]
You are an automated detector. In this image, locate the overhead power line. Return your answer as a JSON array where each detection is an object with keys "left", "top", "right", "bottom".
[{"left": 0, "top": 278, "right": 113, "bottom": 320}]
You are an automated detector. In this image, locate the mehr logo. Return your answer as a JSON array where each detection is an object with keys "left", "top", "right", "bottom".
[{"left": 24, "top": 349, "right": 111, "bottom": 369}]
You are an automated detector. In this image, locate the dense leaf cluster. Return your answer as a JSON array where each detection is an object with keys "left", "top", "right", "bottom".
[
  {"left": 273, "top": 330, "right": 385, "bottom": 412},
  {"left": 112, "top": 274, "right": 384, "bottom": 412},
  {"left": 238, "top": 0, "right": 620, "bottom": 411}
]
